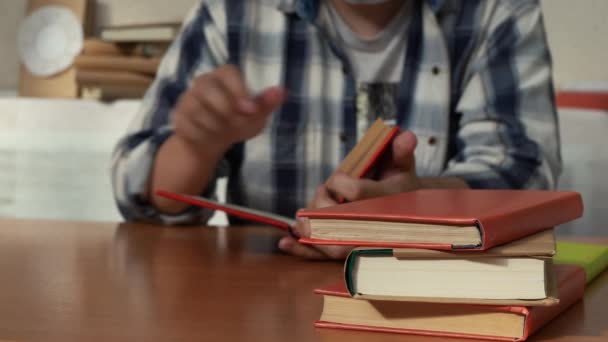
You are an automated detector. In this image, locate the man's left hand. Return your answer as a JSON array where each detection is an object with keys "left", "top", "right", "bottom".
[{"left": 278, "top": 131, "right": 420, "bottom": 260}]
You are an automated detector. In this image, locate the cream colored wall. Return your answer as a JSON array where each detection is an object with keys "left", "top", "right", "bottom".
[
  {"left": 0, "top": 1, "right": 607, "bottom": 90},
  {"left": 541, "top": 0, "right": 608, "bottom": 87},
  {"left": 0, "top": 1, "right": 27, "bottom": 90}
]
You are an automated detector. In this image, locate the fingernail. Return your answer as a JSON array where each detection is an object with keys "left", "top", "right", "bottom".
[
  {"left": 278, "top": 237, "right": 292, "bottom": 251},
  {"left": 238, "top": 99, "right": 258, "bottom": 114}
]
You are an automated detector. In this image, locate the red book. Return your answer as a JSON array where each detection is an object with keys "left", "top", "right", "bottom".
[
  {"left": 314, "top": 264, "right": 586, "bottom": 341},
  {"left": 297, "top": 189, "right": 583, "bottom": 250}
]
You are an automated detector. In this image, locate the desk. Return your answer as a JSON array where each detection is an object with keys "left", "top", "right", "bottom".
[{"left": 0, "top": 220, "right": 606, "bottom": 342}]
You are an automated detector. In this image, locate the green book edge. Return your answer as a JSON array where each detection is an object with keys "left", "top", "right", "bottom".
[
  {"left": 345, "top": 249, "right": 393, "bottom": 296},
  {"left": 555, "top": 241, "right": 608, "bottom": 284}
]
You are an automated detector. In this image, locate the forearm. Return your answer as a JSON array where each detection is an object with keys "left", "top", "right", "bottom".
[
  {"left": 418, "top": 177, "right": 470, "bottom": 190},
  {"left": 149, "top": 134, "right": 228, "bottom": 214}
]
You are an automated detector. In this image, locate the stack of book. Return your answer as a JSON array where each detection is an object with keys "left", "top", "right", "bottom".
[
  {"left": 76, "top": 23, "right": 177, "bottom": 100},
  {"left": 296, "top": 190, "right": 589, "bottom": 341}
]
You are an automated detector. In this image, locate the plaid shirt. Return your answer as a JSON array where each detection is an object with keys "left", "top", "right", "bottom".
[{"left": 112, "top": 0, "right": 561, "bottom": 224}]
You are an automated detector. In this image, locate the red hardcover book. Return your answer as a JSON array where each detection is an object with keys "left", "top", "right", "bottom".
[
  {"left": 156, "top": 119, "right": 399, "bottom": 231},
  {"left": 297, "top": 189, "right": 583, "bottom": 250},
  {"left": 314, "top": 264, "right": 586, "bottom": 341}
]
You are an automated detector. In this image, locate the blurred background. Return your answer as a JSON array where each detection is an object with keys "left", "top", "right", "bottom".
[{"left": 0, "top": 0, "right": 605, "bottom": 234}]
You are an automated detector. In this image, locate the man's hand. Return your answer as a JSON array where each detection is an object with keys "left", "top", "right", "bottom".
[
  {"left": 173, "top": 64, "right": 286, "bottom": 152},
  {"left": 278, "top": 185, "right": 350, "bottom": 260},
  {"left": 278, "top": 131, "right": 419, "bottom": 260},
  {"left": 150, "top": 65, "right": 285, "bottom": 213},
  {"left": 279, "top": 130, "right": 469, "bottom": 260}
]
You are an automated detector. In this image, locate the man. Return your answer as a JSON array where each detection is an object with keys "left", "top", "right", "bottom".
[{"left": 112, "top": 0, "right": 561, "bottom": 259}]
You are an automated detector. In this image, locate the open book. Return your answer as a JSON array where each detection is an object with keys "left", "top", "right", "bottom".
[{"left": 156, "top": 119, "right": 399, "bottom": 232}]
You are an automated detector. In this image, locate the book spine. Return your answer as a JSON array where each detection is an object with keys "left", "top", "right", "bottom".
[
  {"left": 521, "top": 264, "right": 586, "bottom": 340},
  {"left": 74, "top": 56, "right": 161, "bottom": 75}
]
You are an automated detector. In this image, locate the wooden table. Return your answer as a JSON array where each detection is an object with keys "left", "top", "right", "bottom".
[{"left": 0, "top": 220, "right": 606, "bottom": 342}]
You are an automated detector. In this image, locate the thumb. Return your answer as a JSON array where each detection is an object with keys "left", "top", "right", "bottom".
[
  {"left": 255, "top": 86, "right": 287, "bottom": 114},
  {"left": 392, "top": 131, "right": 417, "bottom": 171}
]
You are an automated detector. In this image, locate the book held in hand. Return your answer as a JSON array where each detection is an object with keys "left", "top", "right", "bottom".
[
  {"left": 345, "top": 229, "right": 560, "bottom": 306},
  {"left": 156, "top": 119, "right": 399, "bottom": 230},
  {"left": 297, "top": 189, "right": 583, "bottom": 250}
]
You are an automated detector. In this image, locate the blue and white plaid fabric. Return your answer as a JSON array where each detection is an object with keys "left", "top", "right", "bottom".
[{"left": 112, "top": 0, "right": 561, "bottom": 224}]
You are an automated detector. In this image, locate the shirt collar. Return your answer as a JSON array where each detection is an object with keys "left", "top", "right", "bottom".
[{"left": 277, "top": 0, "right": 445, "bottom": 22}]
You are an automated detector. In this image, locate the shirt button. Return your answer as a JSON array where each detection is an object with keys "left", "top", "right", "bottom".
[
  {"left": 339, "top": 133, "right": 349, "bottom": 143},
  {"left": 432, "top": 66, "right": 441, "bottom": 75},
  {"left": 428, "top": 136, "right": 438, "bottom": 145}
]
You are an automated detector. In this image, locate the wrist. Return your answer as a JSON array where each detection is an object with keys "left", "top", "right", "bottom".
[{"left": 172, "top": 132, "right": 231, "bottom": 163}]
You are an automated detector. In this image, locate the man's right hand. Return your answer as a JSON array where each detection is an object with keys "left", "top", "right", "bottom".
[
  {"left": 150, "top": 65, "right": 285, "bottom": 214},
  {"left": 173, "top": 64, "right": 287, "bottom": 151}
]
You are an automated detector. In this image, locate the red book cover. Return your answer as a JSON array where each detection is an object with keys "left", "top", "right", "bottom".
[
  {"left": 297, "top": 190, "right": 583, "bottom": 250},
  {"left": 314, "top": 264, "right": 586, "bottom": 341}
]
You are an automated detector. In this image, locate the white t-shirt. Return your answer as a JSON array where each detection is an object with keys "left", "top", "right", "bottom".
[{"left": 317, "top": 0, "right": 412, "bottom": 138}]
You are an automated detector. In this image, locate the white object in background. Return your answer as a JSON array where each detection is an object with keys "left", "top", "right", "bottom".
[{"left": 18, "top": 5, "right": 83, "bottom": 77}]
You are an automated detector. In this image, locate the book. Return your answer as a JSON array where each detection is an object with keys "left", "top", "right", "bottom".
[
  {"left": 74, "top": 55, "right": 161, "bottom": 75},
  {"left": 82, "top": 39, "right": 123, "bottom": 56},
  {"left": 82, "top": 39, "right": 170, "bottom": 59},
  {"left": 344, "top": 230, "right": 560, "bottom": 306},
  {"left": 156, "top": 119, "right": 399, "bottom": 231},
  {"left": 330, "top": 118, "right": 398, "bottom": 180},
  {"left": 296, "top": 189, "right": 583, "bottom": 250},
  {"left": 101, "top": 24, "right": 181, "bottom": 42},
  {"left": 95, "top": 0, "right": 194, "bottom": 28},
  {"left": 80, "top": 84, "right": 149, "bottom": 100},
  {"left": 554, "top": 241, "right": 608, "bottom": 283},
  {"left": 76, "top": 70, "right": 154, "bottom": 87},
  {"left": 314, "top": 264, "right": 586, "bottom": 341}
]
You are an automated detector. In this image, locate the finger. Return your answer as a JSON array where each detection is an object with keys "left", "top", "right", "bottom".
[
  {"left": 214, "top": 65, "right": 250, "bottom": 99},
  {"left": 190, "top": 77, "right": 235, "bottom": 117},
  {"left": 174, "top": 92, "right": 201, "bottom": 118},
  {"left": 213, "top": 65, "right": 260, "bottom": 114},
  {"left": 328, "top": 174, "right": 393, "bottom": 202},
  {"left": 173, "top": 95, "right": 208, "bottom": 140},
  {"left": 326, "top": 173, "right": 372, "bottom": 202},
  {"left": 391, "top": 131, "right": 417, "bottom": 171},
  {"left": 176, "top": 92, "right": 227, "bottom": 138},
  {"left": 315, "top": 245, "right": 353, "bottom": 260},
  {"left": 326, "top": 173, "right": 359, "bottom": 202},
  {"left": 291, "top": 218, "right": 310, "bottom": 238},
  {"left": 173, "top": 109, "right": 201, "bottom": 144},
  {"left": 309, "top": 185, "right": 339, "bottom": 209},
  {"left": 254, "top": 86, "right": 287, "bottom": 114},
  {"left": 278, "top": 236, "right": 327, "bottom": 260}
]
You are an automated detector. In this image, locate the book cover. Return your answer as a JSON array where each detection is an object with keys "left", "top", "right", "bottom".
[
  {"left": 297, "top": 189, "right": 583, "bottom": 250},
  {"left": 554, "top": 241, "right": 608, "bottom": 283}
]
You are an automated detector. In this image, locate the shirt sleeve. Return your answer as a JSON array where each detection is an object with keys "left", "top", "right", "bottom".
[
  {"left": 111, "top": 1, "right": 229, "bottom": 224},
  {"left": 442, "top": 0, "right": 561, "bottom": 190}
]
